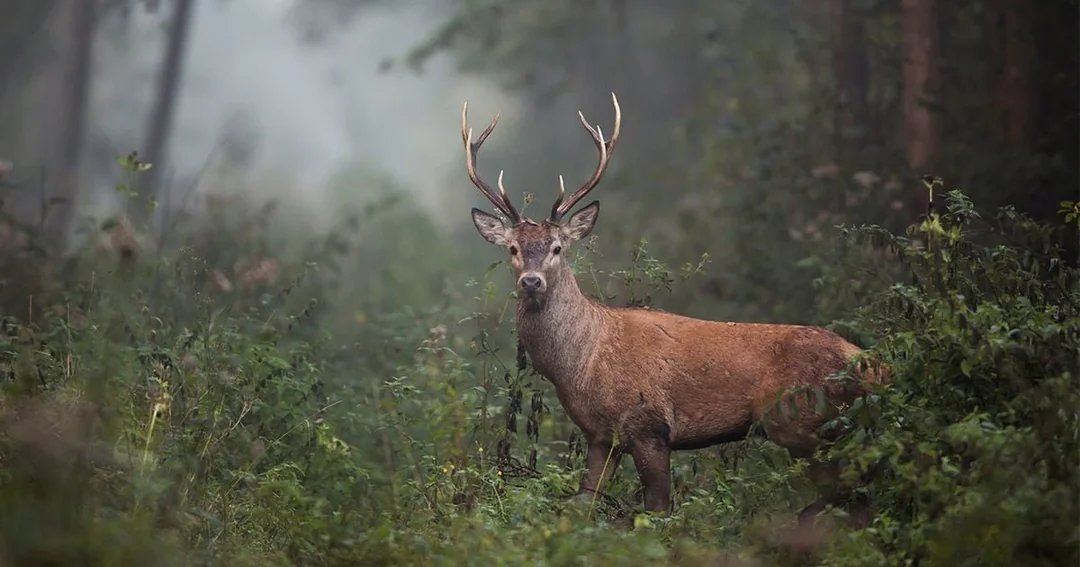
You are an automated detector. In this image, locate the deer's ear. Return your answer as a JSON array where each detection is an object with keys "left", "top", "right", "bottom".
[
  {"left": 471, "top": 208, "right": 511, "bottom": 246},
  {"left": 561, "top": 200, "right": 600, "bottom": 242}
]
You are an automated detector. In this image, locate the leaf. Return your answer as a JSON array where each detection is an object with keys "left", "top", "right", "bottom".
[
  {"left": 960, "top": 358, "right": 972, "bottom": 377},
  {"left": 814, "top": 386, "right": 828, "bottom": 417},
  {"left": 633, "top": 513, "right": 653, "bottom": 529}
]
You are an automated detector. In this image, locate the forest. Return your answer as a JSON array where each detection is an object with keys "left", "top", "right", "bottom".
[{"left": 0, "top": 0, "right": 1077, "bottom": 565}]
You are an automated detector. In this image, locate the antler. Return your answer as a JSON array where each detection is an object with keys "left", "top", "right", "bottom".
[
  {"left": 462, "top": 101, "right": 521, "bottom": 224},
  {"left": 549, "top": 92, "right": 622, "bottom": 223}
]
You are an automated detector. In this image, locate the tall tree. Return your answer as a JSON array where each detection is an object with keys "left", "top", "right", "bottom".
[
  {"left": 991, "top": 0, "right": 1034, "bottom": 154},
  {"left": 0, "top": 1, "right": 58, "bottom": 106},
  {"left": 829, "top": 0, "right": 868, "bottom": 158},
  {"left": 46, "top": 0, "right": 98, "bottom": 247},
  {"left": 136, "top": 0, "right": 196, "bottom": 228},
  {"left": 901, "top": 0, "right": 941, "bottom": 213}
]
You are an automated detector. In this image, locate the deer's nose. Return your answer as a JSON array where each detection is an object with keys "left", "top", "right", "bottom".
[{"left": 520, "top": 275, "right": 543, "bottom": 292}]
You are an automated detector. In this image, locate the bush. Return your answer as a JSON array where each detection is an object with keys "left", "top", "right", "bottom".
[
  {"left": 0, "top": 169, "right": 1075, "bottom": 565},
  {"left": 814, "top": 187, "right": 1080, "bottom": 566}
]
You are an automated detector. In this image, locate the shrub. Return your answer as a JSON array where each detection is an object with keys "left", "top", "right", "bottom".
[
  {"left": 813, "top": 186, "right": 1080, "bottom": 566},
  {"left": 0, "top": 166, "right": 1075, "bottom": 565}
]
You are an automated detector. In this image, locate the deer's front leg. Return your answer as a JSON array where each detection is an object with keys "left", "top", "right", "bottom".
[{"left": 579, "top": 436, "right": 623, "bottom": 498}]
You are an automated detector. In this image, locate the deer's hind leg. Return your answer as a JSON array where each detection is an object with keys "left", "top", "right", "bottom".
[
  {"left": 598, "top": 391, "right": 679, "bottom": 514},
  {"left": 766, "top": 417, "right": 867, "bottom": 527},
  {"left": 628, "top": 436, "right": 672, "bottom": 513},
  {"left": 790, "top": 451, "right": 870, "bottom": 528},
  {"left": 621, "top": 407, "right": 675, "bottom": 514}
]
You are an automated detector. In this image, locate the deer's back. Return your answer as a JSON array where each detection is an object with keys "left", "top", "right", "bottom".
[
  {"left": 605, "top": 308, "right": 862, "bottom": 382},
  {"left": 583, "top": 308, "right": 870, "bottom": 447}
]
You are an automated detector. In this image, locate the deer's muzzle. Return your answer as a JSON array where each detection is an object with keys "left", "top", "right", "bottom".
[{"left": 518, "top": 273, "right": 545, "bottom": 295}]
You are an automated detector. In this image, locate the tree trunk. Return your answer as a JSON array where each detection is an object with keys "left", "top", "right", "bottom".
[
  {"left": 0, "top": 1, "right": 58, "bottom": 106},
  {"left": 901, "top": 0, "right": 941, "bottom": 213},
  {"left": 829, "top": 0, "right": 869, "bottom": 156},
  {"left": 45, "top": 0, "right": 97, "bottom": 248},
  {"left": 992, "top": 0, "right": 1035, "bottom": 153},
  {"left": 135, "top": 0, "right": 196, "bottom": 228}
]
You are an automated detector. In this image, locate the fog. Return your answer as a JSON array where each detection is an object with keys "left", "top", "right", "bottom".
[
  {"left": 0, "top": 3, "right": 1076, "bottom": 562},
  {"left": 86, "top": 0, "right": 521, "bottom": 227}
]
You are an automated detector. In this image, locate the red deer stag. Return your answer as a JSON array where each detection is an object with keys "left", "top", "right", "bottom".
[{"left": 461, "top": 93, "right": 886, "bottom": 518}]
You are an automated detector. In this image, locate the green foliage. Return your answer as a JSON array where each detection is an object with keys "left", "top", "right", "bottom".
[
  {"left": 2, "top": 0, "right": 1077, "bottom": 561},
  {"left": 812, "top": 188, "right": 1080, "bottom": 566},
  {"left": 373, "top": 0, "right": 1077, "bottom": 332},
  {"left": 1, "top": 150, "right": 1077, "bottom": 567},
  {"left": 0, "top": 172, "right": 806, "bottom": 564},
  {"left": 1059, "top": 200, "right": 1080, "bottom": 228}
]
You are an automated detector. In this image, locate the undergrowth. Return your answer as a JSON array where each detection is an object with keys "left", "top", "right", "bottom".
[{"left": 0, "top": 167, "right": 1076, "bottom": 566}]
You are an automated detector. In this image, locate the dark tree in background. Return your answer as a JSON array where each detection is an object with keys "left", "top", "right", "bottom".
[
  {"left": 829, "top": 0, "right": 869, "bottom": 159},
  {"left": 0, "top": 1, "right": 1075, "bottom": 565},
  {"left": 0, "top": 0, "right": 198, "bottom": 244},
  {"left": 0, "top": 3, "right": 59, "bottom": 105},
  {"left": 47, "top": 0, "right": 99, "bottom": 246},
  {"left": 136, "top": 0, "right": 197, "bottom": 228},
  {"left": 0, "top": 2, "right": 60, "bottom": 228},
  {"left": 900, "top": 0, "right": 941, "bottom": 182},
  {"left": 991, "top": 0, "right": 1035, "bottom": 154},
  {"left": 388, "top": 0, "right": 1078, "bottom": 322},
  {"left": 0, "top": 0, "right": 1075, "bottom": 311}
]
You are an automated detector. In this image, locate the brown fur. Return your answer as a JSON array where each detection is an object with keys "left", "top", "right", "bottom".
[
  {"left": 472, "top": 212, "right": 887, "bottom": 515},
  {"left": 461, "top": 94, "right": 887, "bottom": 516}
]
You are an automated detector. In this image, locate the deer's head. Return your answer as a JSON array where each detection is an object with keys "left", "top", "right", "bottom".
[{"left": 462, "top": 93, "right": 622, "bottom": 305}]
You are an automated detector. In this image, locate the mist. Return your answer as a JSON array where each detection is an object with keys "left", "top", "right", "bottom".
[
  {"left": 0, "top": 1, "right": 1077, "bottom": 563},
  {"left": 84, "top": 0, "right": 521, "bottom": 228}
]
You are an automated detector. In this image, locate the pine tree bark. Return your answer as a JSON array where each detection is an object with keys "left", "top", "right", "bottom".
[
  {"left": 46, "top": 0, "right": 97, "bottom": 248},
  {"left": 0, "top": 1, "right": 58, "bottom": 105},
  {"left": 992, "top": 0, "right": 1035, "bottom": 153},
  {"left": 829, "top": 0, "right": 868, "bottom": 155},
  {"left": 135, "top": 0, "right": 196, "bottom": 228},
  {"left": 901, "top": 0, "right": 941, "bottom": 176}
]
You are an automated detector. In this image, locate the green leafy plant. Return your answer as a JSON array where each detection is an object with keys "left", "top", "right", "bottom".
[
  {"left": 0, "top": 155, "right": 1075, "bottom": 566},
  {"left": 812, "top": 185, "right": 1080, "bottom": 566}
]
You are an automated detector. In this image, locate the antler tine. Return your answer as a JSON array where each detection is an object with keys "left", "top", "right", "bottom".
[
  {"left": 497, "top": 170, "right": 513, "bottom": 205},
  {"left": 550, "top": 92, "right": 622, "bottom": 222},
  {"left": 462, "top": 101, "right": 521, "bottom": 223}
]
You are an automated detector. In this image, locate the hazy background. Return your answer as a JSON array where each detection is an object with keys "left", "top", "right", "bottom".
[
  {"left": 0, "top": 2, "right": 1077, "bottom": 564},
  {"left": 83, "top": 0, "right": 520, "bottom": 227},
  {"left": 1, "top": 0, "right": 1077, "bottom": 329}
]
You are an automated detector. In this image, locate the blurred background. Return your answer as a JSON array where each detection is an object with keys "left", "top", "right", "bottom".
[
  {"left": 0, "top": 1, "right": 1077, "bottom": 565},
  {"left": 3, "top": 0, "right": 1075, "bottom": 324}
]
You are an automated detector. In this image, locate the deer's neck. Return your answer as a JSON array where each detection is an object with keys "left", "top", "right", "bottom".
[{"left": 516, "top": 268, "right": 604, "bottom": 386}]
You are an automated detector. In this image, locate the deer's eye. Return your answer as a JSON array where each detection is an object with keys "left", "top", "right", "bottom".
[
  {"left": 509, "top": 246, "right": 518, "bottom": 256},
  {"left": 552, "top": 246, "right": 562, "bottom": 255}
]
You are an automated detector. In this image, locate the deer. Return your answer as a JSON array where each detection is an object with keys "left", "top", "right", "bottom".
[{"left": 460, "top": 92, "right": 888, "bottom": 520}]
